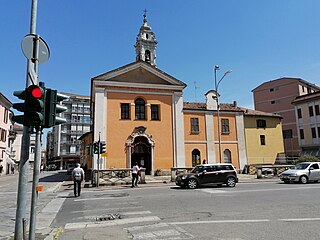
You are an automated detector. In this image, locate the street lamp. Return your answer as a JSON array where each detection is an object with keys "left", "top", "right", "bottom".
[{"left": 214, "top": 65, "right": 232, "bottom": 163}]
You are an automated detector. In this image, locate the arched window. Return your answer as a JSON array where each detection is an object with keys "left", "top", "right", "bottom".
[
  {"left": 192, "top": 149, "right": 201, "bottom": 167},
  {"left": 145, "top": 50, "right": 151, "bottom": 63},
  {"left": 135, "top": 98, "right": 146, "bottom": 120},
  {"left": 224, "top": 149, "right": 231, "bottom": 163}
]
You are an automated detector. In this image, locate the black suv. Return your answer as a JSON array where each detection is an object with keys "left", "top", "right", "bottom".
[{"left": 175, "top": 163, "right": 238, "bottom": 189}]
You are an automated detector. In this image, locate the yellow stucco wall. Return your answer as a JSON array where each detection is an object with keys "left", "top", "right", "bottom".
[
  {"left": 244, "top": 116, "right": 284, "bottom": 164},
  {"left": 105, "top": 91, "right": 174, "bottom": 170}
]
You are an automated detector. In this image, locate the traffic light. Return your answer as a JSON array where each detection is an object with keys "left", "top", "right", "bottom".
[
  {"left": 12, "top": 88, "right": 27, "bottom": 125},
  {"left": 100, "top": 141, "right": 106, "bottom": 154},
  {"left": 12, "top": 85, "right": 46, "bottom": 126},
  {"left": 93, "top": 142, "right": 99, "bottom": 154},
  {"left": 44, "top": 89, "right": 68, "bottom": 128}
]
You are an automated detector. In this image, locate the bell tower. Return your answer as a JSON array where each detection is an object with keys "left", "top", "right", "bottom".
[{"left": 135, "top": 10, "right": 158, "bottom": 67}]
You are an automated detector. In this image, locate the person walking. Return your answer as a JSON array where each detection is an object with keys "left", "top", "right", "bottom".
[
  {"left": 131, "top": 162, "right": 140, "bottom": 188},
  {"left": 72, "top": 163, "right": 85, "bottom": 197},
  {"left": 0, "top": 164, "right": 3, "bottom": 176}
]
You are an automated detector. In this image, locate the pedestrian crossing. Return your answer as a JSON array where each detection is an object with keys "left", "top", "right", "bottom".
[{"left": 62, "top": 190, "right": 194, "bottom": 239}]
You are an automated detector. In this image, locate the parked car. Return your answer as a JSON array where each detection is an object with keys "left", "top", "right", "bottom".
[
  {"left": 175, "top": 163, "right": 238, "bottom": 189},
  {"left": 280, "top": 162, "right": 320, "bottom": 184},
  {"left": 67, "top": 164, "right": 76, "bottom": 175}
]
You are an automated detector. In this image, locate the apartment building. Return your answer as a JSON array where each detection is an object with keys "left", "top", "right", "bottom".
[
  {"left": 47, "top": 93, "right": 91, "bottom": 169},
  {"left": 252, "top": 77, "right": 320, "bottom": 159},
  {"left": 292, "top": 91, "right": 320, "bottom": 156}
]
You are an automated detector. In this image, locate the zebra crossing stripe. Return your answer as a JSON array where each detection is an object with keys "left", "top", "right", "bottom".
[{"left": 65, "top": 216, "right": 161, "bottom": 229}]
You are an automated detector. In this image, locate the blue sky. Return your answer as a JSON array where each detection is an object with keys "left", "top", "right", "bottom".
[{"left": 2, "top": 0, "right": 320, "bottom": 109}]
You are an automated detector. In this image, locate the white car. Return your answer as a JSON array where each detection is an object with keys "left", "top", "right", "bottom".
[{"left": 280, "top": 162, "right": 320, "bottom": 184}]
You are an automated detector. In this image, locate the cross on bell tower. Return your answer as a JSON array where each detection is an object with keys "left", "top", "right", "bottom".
[{"left": 135, "top": 10, "right": 158, "bottom": 67}]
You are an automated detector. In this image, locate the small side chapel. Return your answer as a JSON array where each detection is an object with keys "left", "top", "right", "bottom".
[{"left": 90, "top": 12, "right": 245, "bottom": 175}]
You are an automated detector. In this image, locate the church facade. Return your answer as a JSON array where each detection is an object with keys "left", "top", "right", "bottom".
[{"left": 90, "top": 14, "right": 284, "bottom": 174}]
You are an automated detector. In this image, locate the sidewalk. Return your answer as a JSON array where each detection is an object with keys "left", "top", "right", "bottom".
[{"left": 83, "top": 173, "right": 280, "bottom": 190}]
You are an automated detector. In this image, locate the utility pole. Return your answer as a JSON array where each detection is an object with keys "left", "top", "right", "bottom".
[
  {"left": 97, "top": 132, "right": 101, "bottom": 187},
  {"left": 15, "top": 0, "right": 38, "bottom": 239}
]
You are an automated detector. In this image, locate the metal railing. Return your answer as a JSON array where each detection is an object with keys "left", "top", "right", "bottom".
[{"left": 91, "top": 168, "right": 146, "bottom": 186}]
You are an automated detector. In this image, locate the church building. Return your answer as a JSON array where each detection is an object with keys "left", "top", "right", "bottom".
[{"left": 90, "top": 13, "right": 284, "bottom": 174}]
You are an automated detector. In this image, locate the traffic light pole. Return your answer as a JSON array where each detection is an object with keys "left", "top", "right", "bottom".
[
  {"left": 97, "top": 132, "right": 101, "bottom": 187},
  {"left": 15, "top": 0, "right": 39, "bottom": 239},
  {"left": 28, "top": 127, "right": 42, "bottom": 240}
]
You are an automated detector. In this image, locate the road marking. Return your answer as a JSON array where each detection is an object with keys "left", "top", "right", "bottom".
[
  {"left": 279, "top": 218, "right": 320, "bottom": 222},
  {"left": 197, "top": 189, "right": 227, "bottom": 194},
  {"left": 65, "top": 216, "right": 161, "bottom": 229},
  {"left": 74, "top": 196, "right": 132, "bottom": 202},
  {"left": 198, "top": 185, "right": 320, "bottom": 194},
  {"left": 72, "top": 206, "right": 143, "bottom": 213},
  {"left": 168, "top": 219, "right": 270, "bottom": 225}
]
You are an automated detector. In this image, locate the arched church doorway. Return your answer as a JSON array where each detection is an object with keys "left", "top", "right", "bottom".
[{"left": 131, "top": 136, "right": 152, "bottom": 175}]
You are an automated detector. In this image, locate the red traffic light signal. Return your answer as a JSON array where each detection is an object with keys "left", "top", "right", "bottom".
[
  {"left": 29, "top": 86, "right": 43, "bottom": 98},
  {"left": 24, "top": 85, "right": 46, "bottom": 126}
]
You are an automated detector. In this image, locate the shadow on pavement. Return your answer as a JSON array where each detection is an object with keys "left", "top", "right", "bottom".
[{"left": 38, "top": 171, "right": 69, "bottom": 182}]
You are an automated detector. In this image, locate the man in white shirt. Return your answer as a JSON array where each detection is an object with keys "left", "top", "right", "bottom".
[
  {"left": 131, "top": 162, "right": 140, "bottom": 188},
  {"left": 72, "top": 163, "right": 85, "bottom": 197}
]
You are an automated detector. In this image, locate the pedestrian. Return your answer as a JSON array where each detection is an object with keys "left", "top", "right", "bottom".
[
  {"left": 11, "top": 166, "right": 15, "bottom": 174},
  {"left": 72, "top": 163, "right": 85, "bottom": 197},
  {"left": 40, "top": 164, "right": 44, "bottom": 173},
  {"left": 0, "top": 164, "right": 3, "bottom": 176},
  {"left": 202, "top": 159, "right": 207, "bottom": 164},
  {"left": 131, "top": 162, "right": 140, "bottom": 188}
]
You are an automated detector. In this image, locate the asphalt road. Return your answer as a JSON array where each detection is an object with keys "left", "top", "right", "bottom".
[{"left": 52, "top": 181, "right": 320, "bottom": 240}]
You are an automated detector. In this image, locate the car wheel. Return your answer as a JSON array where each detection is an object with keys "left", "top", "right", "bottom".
[
  {"left": 299, "top": 175, "right": 308, "bottom": 184},
  {"left": 187, "top": 179, "right": 198, "bottom": 189},
  {"left": 226, "top": 177, "right": 236, "bottom": 187}
]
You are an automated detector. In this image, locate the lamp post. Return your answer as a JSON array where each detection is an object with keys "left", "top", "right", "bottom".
[{"left": 214, "top": 65, "right": 232, "bottom": 163}]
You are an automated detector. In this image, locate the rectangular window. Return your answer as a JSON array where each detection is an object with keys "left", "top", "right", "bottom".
[
  {"left": 315, "top": 105, "right": 320, "bottom": 115},
  {"left": 270, "top": 88, "right": 274, "bottom": 92},
  {"left": 221, "top": 119, "right": 230, "bottom": 134},
  {"left": 190, "top": 118, "right": 199, "bottom": 134},
  {"left": 318, "top": 127, "right": 320, "bottom": 138},
  {"left": 151, "top": 104, "right": 160, "bottom": 120},
  {"left": 271, "top": 100, "right": 275, "bottom": 104},
  {"left": 283, "top": 129, "right": 293, "bottom": 139},
  {"left": 309, "top": 106, "right": 314, "bottom": 117},
  {"left": 0, "top": 128, "right": 6, "bottom": 142},
  {"left": 120, "top": 103, "right": 130, "bottom": 120},
  {"left": 4, "top": 108, "right": 8, "bottom": 124},
  {"left": 297, "top": 108, "right": 302, "bottom": 118},
  {"left": 260, "top": 135, "right": 266, "bottom": 145},
  {"left": 300, "top": 129, "right": 304, "bottom": 140},
  {"left": 257, "top": 119, "right": 266, "bottom": 128},
  {"left": 311, "top": 127, "right": 317, "bottom": 138}
]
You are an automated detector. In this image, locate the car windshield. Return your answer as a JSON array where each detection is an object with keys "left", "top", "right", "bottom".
[
  {"left": 294, "top": 163, "right": 310, "bottom": 170},
  {"left": 191, "top": 166, "right": 204, "bottom": 173}
]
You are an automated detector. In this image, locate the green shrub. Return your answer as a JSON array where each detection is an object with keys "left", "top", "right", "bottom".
[{"left": 295, "top": 154, "right": 319, "bottom": 164}]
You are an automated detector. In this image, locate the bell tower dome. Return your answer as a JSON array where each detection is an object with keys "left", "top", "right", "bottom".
[{"left": 135, "top": 10, "right": 158, "bottom": 67}]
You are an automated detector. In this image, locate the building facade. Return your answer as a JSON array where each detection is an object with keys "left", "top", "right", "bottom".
[
  {"left": 47, "top": 93, "right": 91, "bottom": 169},
  {"left": 292, "top": 91, "right": 320, "bottom": 156},
  {"left": 0, "top": 92, "right": 13, "bottom": 175},
  {"left": 252, "top": 77, "right": 320, "bottom": 159},
  {"left": 242, "top": 109, "right": 284, "bottom": 164},
  {"left": 89, "top": 14, "right": 285, "bottom": 174}
]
